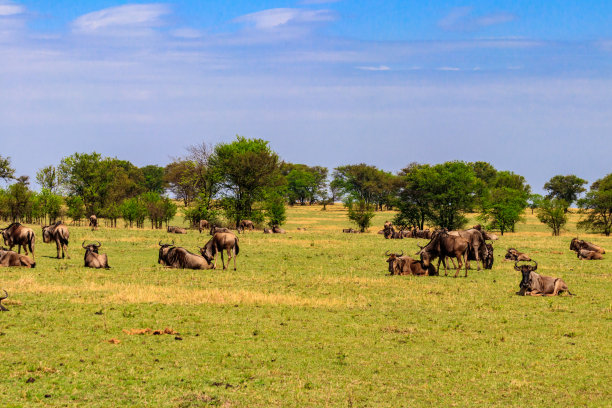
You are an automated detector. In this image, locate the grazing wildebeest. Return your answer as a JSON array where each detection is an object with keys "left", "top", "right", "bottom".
[
  {"left": 417, "top": 230, "right": 469, "bottom": 277},
  {"left": 158, "top": 241, "right": 212, "bottom": 270},
  {"left": 0, "top": 290, "right": 8, "bottom": 311},
  {"left": 238, "top": 220, "right": 255, "bottom": 233},
  {"left": 82, "top": 241, "right": 110, "bottom": 269},
  {"left": 1, "top": 223, "right": 35, "bottom": 260},
  {"left": 201, "top": 232, "right": 239, "bottom": 270},
  {"left": 210, "top": 226, "right": 231, "bottom": 235},
  {"left": 263, "top": 228, "right": 272, "bottom": 234},
  {"left": 272, "top": 226, "right": 286, "bottom": 234},
  {"left": 385, "top": 251, "right": 437, "bottom": 276},
  {"left": 89, "top": 215, "right": 98, "bottom": 230},
  {"left": 42, "top": 221, "right": 70, "bottom": 259},
  {"left": 0, "top": 247, "right": 36, "bottom": 268},
  {"left": 167, "top": 226, "right": 187, "bottom": 234},
  {"left": 198, "top": 220, "right": 209, "bottom": 233},
  {"left": 505, "top": 248, "right": 531, "bottom": 262},
  {"left": 514, "top": 261, "right": 572, "bottom": 296},
  {"left": 570, "top": 238, "right": 605, "bottom": 254},
  {"left": 576, "top": 249, "right": 603, "bottom": 260},
  {"left": 342, "top": 228, "right": 359, "bottom": 233},
  {"left": 448, "top": 228, "right": 488, "bottom": 270}
]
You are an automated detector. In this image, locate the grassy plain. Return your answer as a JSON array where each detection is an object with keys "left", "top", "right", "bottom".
[{"left": 0, "top": 206, "right": 610, "bottom": 407}]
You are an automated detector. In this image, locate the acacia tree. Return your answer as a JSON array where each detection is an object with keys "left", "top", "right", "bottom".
[
  {"left": 478, "top": 187, "right": 528, "bottom": 235},
  {"left": 36, "top": 165, "right": 60, "bottom": 193},
  {"left": 0, "top": 155, "right": 14, "bottom": 182},
  {"left": 578, "top": 173, "right": 612, "bottom": 236},
  {"left": 544, "top": 175, "right": 587, "bottom": 212},
  {"left": 209, "top": 136, "right": 281, "bottom": 228},
  {"left": 537, "top": 198, "right": 568, "bottom": 236}
]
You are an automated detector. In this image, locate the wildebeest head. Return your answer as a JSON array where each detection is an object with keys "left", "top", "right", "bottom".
[
  {"left": 82, "top": 240, "right": 102, "bottom": 254},
  {"left": 42, "top": 221, "right": 62, "bottom": 243},
  {"left": 199, "top": 238, "right": 215, "bottom": 262},
  {"left": 514, "top": 260, "right": 537, "bottom": 289},
  {"left": 385, "top": 250, "right": 403, "bottom": 275},
  {"left": 158, "top": 240, "right": 174, "bottom": 263},
  {"left": 569, "top": 238, "right": 581, "bottom": 252}
]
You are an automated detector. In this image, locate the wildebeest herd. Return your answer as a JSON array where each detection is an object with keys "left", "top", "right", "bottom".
[{"left": 377, "top": 220, "right": 606, "bottom": 296}]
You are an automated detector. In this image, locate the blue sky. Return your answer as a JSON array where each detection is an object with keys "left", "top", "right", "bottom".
[{"left": 1, "top": 0, "right": 611, "bottom": 193}]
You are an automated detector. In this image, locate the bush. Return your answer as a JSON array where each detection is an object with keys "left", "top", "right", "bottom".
[{"left": 346, "top": 199, "right": 375, "bottom": 232}]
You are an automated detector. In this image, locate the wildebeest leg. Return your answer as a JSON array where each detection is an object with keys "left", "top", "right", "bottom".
[
  {"left": 232, "top": 248, "right": 236, "bottom": 271},
  {"left": 221, "top": 250, "right": 226, "bottom": 270},
  {"left": 56, "top": 241, "right": 61, "bottom": 259}
]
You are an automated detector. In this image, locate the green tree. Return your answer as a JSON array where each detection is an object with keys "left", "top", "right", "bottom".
[
  {"left": 0, "top": 155, "right": 15, "bottom": 182},
  {"left": 164, "top": 160, "right": 198, "bottom": 206},
  {"left": 6, "top": 178, "right": 33, "bottom": 222},
  {"left": 527, "top": 193, "right": 544, "bottom": 214},
  {"left": 537, "top": 198, "right": 568, "bottom": 236},
  {"left": 66, "top": 195, "right": 86, "bottom": 225},
  {"left": 577, "top": 174, "right": 612, "bottom": 236},
  {"left": 38, "top": 188, "right": 64, "bottom": 224},
  {"left": 209, "top": 136, "right": 281, "bottom": 228},
  {"left": 265, "top": 194, "right": 287, "bottom": 227},
  {"left": 332, "top": 164, "right": 381, "bottom": 206},
  {"left": 478, "top": 187, "right": 528, "bottom": 235},
  {"left": 394, "top": 163, "right": 431, "bottom": 229},
  {"left": 544, "top": 175, "right": 587, "bottom": 211},
  {"left": 119, "top": 197, "right": 147, "bottom": 228},
  {"left": 346, "top": 198, "right": 375, "bottom": 232},
  {"left": 36, "top": 165, "right": 60, "bottom": 193},
  {"left": 140, "top": 165, "right": 166, "bottom": 194}
]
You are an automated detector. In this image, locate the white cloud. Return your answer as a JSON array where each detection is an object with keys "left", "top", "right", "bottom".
[
  {"left": 356, "top": 65, "right": 390, "bottom": 71},
  {"left": 233, "top": 8, "right": 336, "bottom": 30},
  {"left": 299, "top": 0, "right": 341, "bottom": 4},
  {"left": 171, "top": 28, "right": 203, "bottom": 39},
  {"left": 437, "top": 67, "right": 461, "bottom": 71},
  {"left": 439, "top": 7, "right": 516, "bottom": 32},
  {"left": 72, "top": 3, "right": 171, "bottom": 33},
  {"left": 0, "top": 1, "right": 24, "bottom": 16}
]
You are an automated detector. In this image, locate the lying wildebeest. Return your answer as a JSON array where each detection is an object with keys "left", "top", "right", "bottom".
[
  {"left": 505, "top": 248, "right": 531, "bottom": 262},
  {"left": 0, "top": 247, "right": 36, "bottom": 268},
  {"left": 342, "top": 228, "right": 359, "bottom": 233},
  {"left": 377, "top": 229, "right": 385, "bottom": 235},
  {"left": 414, "top": 229, "right": 432, "bottom": 239},
  {"left": 158, "top": 241, "right": 212, "bottom": 270},
  {"left": 297, "top": 227, "right": 307, "bottom": 231},
  {"left": 514, "top": 261, "right": 572, "bottom": 296},
  {"left": 383, "top": 221, "right": 393, "bottom": 229},
  {"left": 1, "top": 223, "right": 35, "bottom": 260},
  {"left": 263, "top": 228, "right": 272, "bottom": 234},
  {"left": 272, "top": 226, "right": 286, "bottom": 234},
  {"left": 210, "top": 226, "right": 231, "bottom": 235},
  {"left": 385, "top": 251, "right": 437, "bottom": 276},
  {"left": 576, "top": 249, "right": 603, "bottom": 260},
  {"left": 0, "top": 289, "right": 8, "bottom": 311},
  {"left": 42, "top": 221, "right": 70, "bottom": 259},
  {"left": 167, "top": 226, "right": 187, "bottom": 234},
  {"left": 417, "top": 230, "right": 469, "bottom": 277},
  {"left": 198, "top": 220, "right": 209, "bottom": 233},
  {"left": 82, "top": 241, "right": 110, "bottom": 269},
  {"left": 200, "top": 232, "right": 239, "bottom": 270},
  {"left": 238, "top": 220, "right": 255, "bottom": 233},
  {"left": 89, "top": 214, "right": 98, "bottom": 230},
  {"left": 384, "top": 226, "right": 403, "bottom": 239},
  {"left": 570, "top": 238, "right": 605, "bottom": 254},
  {"left": 448, "top": 228, "right": 488, "bottom": 270}
]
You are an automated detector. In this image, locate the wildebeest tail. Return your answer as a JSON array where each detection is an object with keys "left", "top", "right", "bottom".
[
  {"left": 234, "top": 240, "right": 239, "bottom": 256},
  {"left": 31, "top": 262, "right": 36, "bottom": 268}
]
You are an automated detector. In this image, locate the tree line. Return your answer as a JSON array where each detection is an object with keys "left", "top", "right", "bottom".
[{"left": 0, "top": 136, "right": 610, "bottom": 235}]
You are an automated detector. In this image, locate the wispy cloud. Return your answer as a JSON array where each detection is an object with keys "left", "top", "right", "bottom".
[
  {"left": 357, "top": 65, "right": 390, "bottom": 71},
  {"left": 72, "top": 3, "right": 171, "bottom": 34},
  {"left": 439, "top": 7, "right": 516, "bottom": 32},
  {"left": 233, "top": 8, "right": 336, "bottom": 30},
  {"left": 0, "top": 1, "right": 24, "bottom": 16},
  {"left": 299, "top": 0, "right": 342, "bottom": 4}
]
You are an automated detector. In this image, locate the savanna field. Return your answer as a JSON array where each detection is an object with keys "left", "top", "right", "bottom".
[{"left": 1, "top": 206, "right": 610, "bottom": 407}]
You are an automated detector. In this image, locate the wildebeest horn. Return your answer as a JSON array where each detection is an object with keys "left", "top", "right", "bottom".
[
  {"left": 514, "top": 261, "right": 520, "bottom": 271},
  {"left": 385, "top": 250, "right": 391, "bottom": 256},
  {"left": 398, "top": 250, "right": 404, "bottom": 256},
  {"left": 82, "top": 241, "right": 87, "bottom": 249},
  {"left": 531, "top": 260, "right": 537, "bottom": 271},
  {"left": 95, "top": 241, "right": 102, "bottom": 248}
]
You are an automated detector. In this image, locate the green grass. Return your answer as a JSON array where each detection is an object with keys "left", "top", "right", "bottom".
[{"left": 0, "top": 206, "right": 610, "bottom": 407}]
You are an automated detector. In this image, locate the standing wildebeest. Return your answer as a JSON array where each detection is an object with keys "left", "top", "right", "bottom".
[
  {"left": 448, "top": 228, "right": 488, "bottom": 270},
  {"left": 417, "top": 230, "right": 469, "bottom": 277},
  {"left": 1, "top": 223, "right": 35, "bottom": 260},
  {"left": 0, "top": 247, "right": 36, "bottom": 268},
  {"left": 158, "top": 241, "right": 212, "bottom": 269},
  {"left": 201, "top": 232, "right": 239, "bottom": 270},
  {"left": 167, "top": 226, "right": 187, "bottom": 234},
  {"left": 570, "top": 238, "right": 605, "bottom": 254},
  {"left": 238, "top": 220, "right": 255, "bottom": 233},
  {"left": 82, "top": 241, "right": 110, "bottom": 269},
  {"left": 210, "top": 226, "right": 231, "bottom": 235},
  {"left": 198, "top": 220, "right": 209, "bottom": 233},
  {"left": 42, "top": 221, "right": 70, "bottom": 259},
  {"left": 514, "top": 261, "right": 572, "bottom": 296},
  {"left": 471, "top": 224, "right": 499, "bottom": 241},
  {"left": 505, "top": 248, "right": 531, "bottom": 262},
  {"left": 89, "top": 215, "right": 98, "bottom": 230},
  {"left": 385, "top": 251, "right": 437, "bottom": 276},
  {"left": 576, "top": 249, "right": 603, "bottom": 260},
  {"left": 0, "top": 290, "right": 8, "bottom": 311}
]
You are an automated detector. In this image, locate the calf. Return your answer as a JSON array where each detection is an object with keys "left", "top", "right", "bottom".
[
  {"left": 514, "top": 261, "right": 572, "bottom": 296},
  {"left": 386, "top": 251, "right": 437, "bottom": 276},
  {"left": 505, "top": 248, "right": 531, "bottom": 262},
  {"left": 576, "top": 249, "right": 603, "bottom": 260}
]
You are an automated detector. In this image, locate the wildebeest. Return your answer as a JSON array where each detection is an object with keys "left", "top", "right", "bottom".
[
  {"left": 167, "top": 226, "right": 187, "bottom": 234},
  {"left": 413, "top": 229, "right": 433, "bottom": 239},
  {"left": 89, "top": 214, "right": 98, "bottom": 230},
  {"left": 198, "top": 220, "right": 209, "bottom": 233},
  {"left": 514, "top": 261, "right": 572, "bottom": 296},
  {"left": 471, "top": 224, "right": 499, "bottom": 241},
  {"left": 377, "top": 229, "right": 385, "bottom": 235},
  {"left": 0, "top": 247, "right": 36, "bottom": 268},
  {"left": 0, "top": 289, "right": 8, "bottom": 311},
  {"left": 342, "top": 228, "right": 360, "bottom": 234},
  {"left": 383, "top": 226, "right": 403, "bottom": 239},
  {"left": 385, "top": 251, "right": 437, "bottom": 276},
  {"left": 576, "top": 249, "right": 603, "bottom": 260},
  {"left": 505, "top": 248, "right": 531, "bottom": 262},
  {"left": 238, "top": 220, "right": 255, "bottom": 233},
  {"left": 263, "top": 228, "right": 272, "bottom": 234},
  {"left": 448, "top": 228, "right": 488, "bottom": 270},
  {"left": 210, "top": 226, "right": 231, "bottom": 235},
  {"left": 82, "top": 241, "right": 110, "bottom": 269},
  {"left": 417, "top": 230, "right": 469, "bottom": 277},
  {"left": 200, "top": 232, "right": 239, "bottom": 270},
  {"left": 158, "top": 241, "right": 212, "bottom": 270},
  {"left": 42, "top": 221, "right": 70, "bottom": 259},
  {"left": 570, "top": 238, "right": 605, "bottom": 254},
  {"left": 272, "top": 226, "right": 286, "bottom": 234},
  {"left": 1, "top": 223, "right": 35, "bottom": 260}
]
